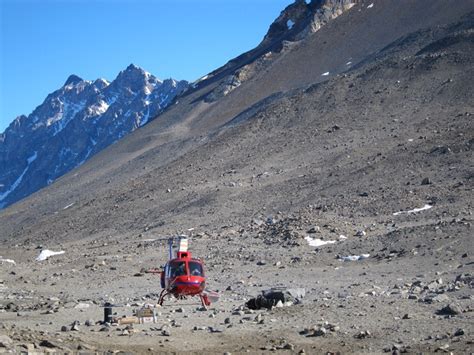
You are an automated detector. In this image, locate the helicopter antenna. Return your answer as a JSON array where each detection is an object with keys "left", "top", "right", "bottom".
[{"left": 168, "top": 238, "right": 173, "bottom": 260}]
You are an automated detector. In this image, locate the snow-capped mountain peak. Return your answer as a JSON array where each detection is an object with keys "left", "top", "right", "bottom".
[{"left": 0, "top": 65, "right": 189, "bottom": 208}]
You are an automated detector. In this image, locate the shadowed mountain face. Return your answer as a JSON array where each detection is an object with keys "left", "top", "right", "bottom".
[{"left": 0, "top": 65, "right": 188, "bottom": 208}]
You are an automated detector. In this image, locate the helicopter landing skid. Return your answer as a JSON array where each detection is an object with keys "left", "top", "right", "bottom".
[{"left": 157, "top": 289, "right": 210, "bottom": 308}]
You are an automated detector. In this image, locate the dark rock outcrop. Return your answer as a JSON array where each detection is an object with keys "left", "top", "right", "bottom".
[{"left": 203, "top": 0, "right": 357, "bottom": 102}]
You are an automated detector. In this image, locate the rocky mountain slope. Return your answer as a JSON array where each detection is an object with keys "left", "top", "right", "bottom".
[
  {"left": 0, "top": 0, "right": 473, "bottom": 353},
  {"left": 0, "top": 65, "right": 188, "bottom": 208}
]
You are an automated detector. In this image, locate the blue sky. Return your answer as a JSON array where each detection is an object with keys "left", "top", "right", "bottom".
[{"left": 0, "top": 0, "right": 291, "bottom": 133}]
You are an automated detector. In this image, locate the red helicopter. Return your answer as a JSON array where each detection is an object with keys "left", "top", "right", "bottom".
[{"left": 158, "top": 236, "right": 214, "bottom": 307}]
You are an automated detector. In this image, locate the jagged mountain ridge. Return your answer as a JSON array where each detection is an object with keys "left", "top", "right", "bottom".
[{"left": 0, "top": 64, "right": 188, "bottom": 208}]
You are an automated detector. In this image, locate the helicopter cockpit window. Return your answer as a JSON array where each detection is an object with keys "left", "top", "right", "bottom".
[
  {"left": 189, "top": 261, "right": 203, "bottom": 276},
  {"left": 170, "top": 261, "right": 186, "bottom": 277}
]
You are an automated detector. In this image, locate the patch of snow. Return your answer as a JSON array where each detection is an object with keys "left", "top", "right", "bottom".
[
  {"left": 107, "top": 93, "right": 119, "bottom": 106},
  {"left": 321, "top": 72, "right": 330, "bottom": 76},
  {"left": 97, "top": 100, "right": 109, "bottom": 113},
  {"left": 393, "top": 204, "right": 433, "bottom": 216},
  {"left": 157, "top": 93, "right": 170, "bottom": 107},
  {"left": 63, "top": 202, "right": 75, "bottom": 210},
  {"left": 339, "top": 254, "right": 370, "bottom": 262},
  {"left": 141, "top": 89, "right": 153, "bottom": 127},
  {"left": 51, "top": 99, "right": 86, "bottom": 136},
  {"left": 0, "top": 151, "right": 38, "bottom": 202},
  {"left": 346, "top": 61, "right": 352, "bottom": 65},
  {"left": 36, "top": 250, "right": 65, "bottom": 261},
  {"left": 140, "top": 109, "right": 150, "bottom": 127},
  {"left": 27, "top": 151, "right": 38, "bottom": 164},
  {"left": 97, "top": 78, "right": 110, "bottom": 85},
  {"left": 46, "top": 109, "right": 64, "bottom": 127},
  {"left": 367, "top": 3, "right": 374, "bottom": 8},
  {"left": 0, "top": 257, "right": 16, "bottom": 265},
  {"left": 287, "top": 19, "right": 295, "bottom": 29},
  {"left": 193, "top": 74, "right": 212, "bottom": 86},
  {"left": 145, "top": 71, "right": 151, "bottom": 77},
  {"left": 305, "top": 236, "right": 336, "bottom": 247},
  {"left": 339, "top": 235, "right": 347, "bottom": 240},
  {"left": 87, "top": 100, "right": 109, "bottom": 117}
]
